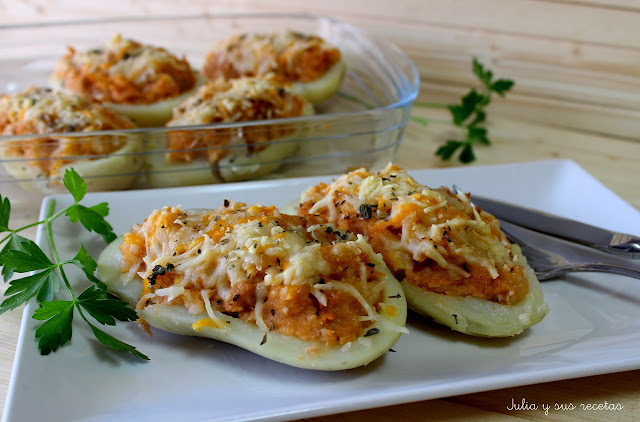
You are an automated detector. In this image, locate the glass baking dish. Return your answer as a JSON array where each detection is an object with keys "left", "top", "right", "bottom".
[{"left": 0, "top": 13, "right": 419, "bottom": 198}]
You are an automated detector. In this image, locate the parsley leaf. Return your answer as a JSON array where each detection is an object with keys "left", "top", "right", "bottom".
[
  {"left": 33, "top": 300, "right": 74, "bottom": 355},
  {"left": 411, "top": 58, "right": 514, "bottom": 163},
  {"left": 63, "top": 168, "right": 115, "bottom": 243},
  {"left": 491, "top": 79, "right": 515, "bottom": 96},
  {"left": 88, "top": 323, "right": 149, "bottom": 360},
  {"left": 448, "top": 89, "right": 489, "bottom": 127},
  {"left": 63, "top": 168, "right": 86, "bottom": 203},
  {"left": 467, "top": 126, "right": 490, "bottom": 145},
  {"left": 0, "top": 234, "right": 30, "bottom": 281},
  {"left": 0, "top": 195, "right": 10, "bottom": 232},
  {"left": 65, "top": 204, "right": 116, "bottom": 244},
  {"left": 473, "top": 58, "right": 514, "bottom": 97},
  {"left": 459, "top": 143, "right": 476, "bottom": 164},
  {"left": 89, "top": 202, "right": 110, "bottom": 218},
  {"left": 78, "top": 285, "right": 138, "bottom": 325},
  {"left": 0, "top": 269, "right": 61, "bottom": 315},
  {"left": 0, "top": 239, "right": 55, "bottom": 272},
  {"left": 0, "top": 168, "right": 148, "bottom": 360},
  {"left": 473, "top": 58, "right": 494, "bottom": 89},
  {"left": 436, "top": 140, "right": 464, "bottom": 161},
  {"left": 0, "top": 233, "right": 30, "bottom": 254}
]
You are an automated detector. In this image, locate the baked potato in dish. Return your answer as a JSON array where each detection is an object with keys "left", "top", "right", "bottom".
[
  {"left": 202, "top": 31, "right": 346, "bottom": 104},
  {"left": 0, "top": 86, "right": 142, "bottom": 192},
  {"left": 50, "top": 33, "right": 201, "bottom": 127},
  {"left": 147, "top": 76, "right": 314, "bottom": 187}
]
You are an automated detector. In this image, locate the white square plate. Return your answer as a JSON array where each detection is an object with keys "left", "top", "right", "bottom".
[{"left": 4, "top": 159, "right": 640, "bottom": 422}]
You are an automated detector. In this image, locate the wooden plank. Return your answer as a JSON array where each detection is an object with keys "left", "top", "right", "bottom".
[
  {"left": 2, "top": 1, "right": 639, "bottom": 111},
  {"left": 414, "top": 53, "right": 640, "bottom": 110},
  {"left": 546, "top": 0, "right": 640, "bottom": 11},
  {"left": 417, "top": 83, "right": 640, "bottom": 140},
  {"left": 345, "top": 18, "right": 640, "bottom": 110},
  {"left": 398, "top": 111, "right": 640, "bottom": 211},
  {"left": 228, "top": 0, "right": 640, "bottom": 48},
  {"left": 1, "top": 1, "right": 640, "bottom": 49},
  {"left": 303, "top": 397, "right": 525, "bottom": 421},
  {"left": 447, "top": 370, "right": 640, "bottom": 422}
]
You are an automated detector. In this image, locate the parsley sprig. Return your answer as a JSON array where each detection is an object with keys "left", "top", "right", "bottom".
[
  {"left": 0, "top": 169, "right": 148, "bottom": 360},
  {"left": 412, "top": 58, "right": 515, "bottom": 163}
]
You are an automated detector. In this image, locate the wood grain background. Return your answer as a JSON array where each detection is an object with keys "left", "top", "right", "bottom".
[
  {"left": 2, "top": 0, "right": 637, "bottom": 208},
  {"left": 1, "top": 1, "right": 639, "bottom": 421}
]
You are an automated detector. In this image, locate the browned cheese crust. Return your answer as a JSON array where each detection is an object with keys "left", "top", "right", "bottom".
[
  {"left": 164, "top": 76, "right": 312, "bottom": 165},
  {"left": 202, "top": 31, "right": 341, "bottom": 86},
  {"left": 54, "top": 34, "right": 197, "bottom": 105},
  {"left": 0, "top": 86, "right": 135, "bottom": 177}
]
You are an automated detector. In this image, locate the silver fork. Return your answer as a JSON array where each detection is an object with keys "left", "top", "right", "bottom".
[
  {"left": 499, "top": 220, "right": 640, "bottom": 281},
  {"left": 450, "top": 184, "right": 640, "bottom": 281}
]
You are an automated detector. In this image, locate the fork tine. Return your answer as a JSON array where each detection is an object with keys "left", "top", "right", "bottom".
[
  {"left": 498, "top": 221, "right": 568, "bottom": 280},
  {"left": 452, "top": 185, "right": 640, "bottom": 280},
  {"left": 499, "top": 220, "right": 640, "bottom": 280}
]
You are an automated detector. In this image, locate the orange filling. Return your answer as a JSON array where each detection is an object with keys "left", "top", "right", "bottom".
[
  {"left": 6, "top": 134, "right": 127, "bottom": 177},
  {"left": 202, "top": 33, "right": 341, "bottom": 84},
  {"left": 0, "top": 89, "right": 134, "bottom": 176},
  {"left": 299, "top": 183, "right": 529, "bottom": 306},
  {"left": 119, "top": 204, "right": 383, "bottom": 347},
  {"left": 165, "top": 79, "right": 308, "bottom": 164},
  {"left": 55, "top": 42, "right": 196, "bottom": 105},
  {"left": 278, "top": 44, "right": 340, "bottom": 83}
]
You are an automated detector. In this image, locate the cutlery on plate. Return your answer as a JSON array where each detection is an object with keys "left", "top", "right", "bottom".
[
  {"left": 451, "top": 186, "right": 640, "bottom": 259},
  {"left": 450, "top": 185, "right": 640, "bottom": 280},
  {"left": 498, "top": 220, "right": 640, "bottom": 281}
]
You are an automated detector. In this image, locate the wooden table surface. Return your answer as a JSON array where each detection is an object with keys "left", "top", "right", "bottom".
[{"left": 1, "top": 1, "right": 639, "bottom": 421}]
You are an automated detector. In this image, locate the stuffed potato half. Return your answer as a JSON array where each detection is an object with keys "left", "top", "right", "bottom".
[
  {"left": 401, "top": 245, "right": 547, "bottom": 336},
  {"left": 146, "top": 77, "right": 314, "bottom": 187},
  {"left": 51, "top": 33, "right": 201, "bottom": 127},
  {"left": 97, "top": 202, "right": 407, "bottom": 370},
  {"left": 0, "top": 87, "right": 143, "bottom": 192},
  {"left": 295, "top": 164, "right": 549, "bottom": 337},
  {"left": 202, "top": 31, "right": 346, "bottom": 104}
]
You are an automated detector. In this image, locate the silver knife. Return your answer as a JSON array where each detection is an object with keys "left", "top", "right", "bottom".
[{"left": 453, "top": 187, "right": 640, "bottom": 259}]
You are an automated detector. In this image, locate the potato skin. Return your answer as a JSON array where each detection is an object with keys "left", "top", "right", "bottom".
[
  {"left": 402, "top": 245, "right": 549, "bottom": 337},
  {"left": 102, "top": 75, "right": 205, "bottom": 128},
  {"left": 290, "top": 59, "right": 346, "bottom": 104},
  {"left": 1, "top": 135, "right": 144, "bottom": 192}
]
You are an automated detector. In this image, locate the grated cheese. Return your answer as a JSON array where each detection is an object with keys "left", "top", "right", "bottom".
[
  {"left": 119, "top": 201, "right": 388, "bottom": 346},
  {"left": 202, "top": 31, "right": 341, "bottom": 84},
  {"left": 297, "top": 163, "right": 530, "bottom": 306},
  {"left": 55, "top": 33, "right": 196, "bottom": 105},
  {"left": 164, "top": 76, "right": 311, "bottom": 165},
  {"left": 0, "top": 87, "right": 136, "bottom": 177},
  {"left": 167, "top": 76, "right": 309, "bottom": 128}
]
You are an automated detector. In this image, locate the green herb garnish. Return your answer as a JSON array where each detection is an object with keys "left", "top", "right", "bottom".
[
  {"left": 337, "top": 58, "right": 514, "bottom": 164},
  {"left": 413, "top": 58, "right": 515, "bottom": 163},
  {"left": 0, "top": 169, "right": 148, "bottom": 360},
  {"left": 359, "top": 203, "right": 373, "bottom": 219}
]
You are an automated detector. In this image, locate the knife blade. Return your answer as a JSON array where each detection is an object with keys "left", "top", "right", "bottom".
[{"left": 455, "top": 188, "right": 640, "bottom": 259}]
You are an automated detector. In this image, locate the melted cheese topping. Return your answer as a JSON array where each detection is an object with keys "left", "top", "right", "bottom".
[
  {"left": 54, "top": 33, "right": 196, "bottom": 105},
  {"left": 165, "top": 77, "right": 311, "bottom": 164},
  {"left": 202, "top": 31, "right": 341, "bottom": 84},
  {"left": 298, "top": 163, "right": 529, "bottom": 305},
  {"left": 119, "top": 201, "right": 387, "bottom": 347},
  {"left": 0, "top": 87, "right": 135, "bottom": 176}
]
